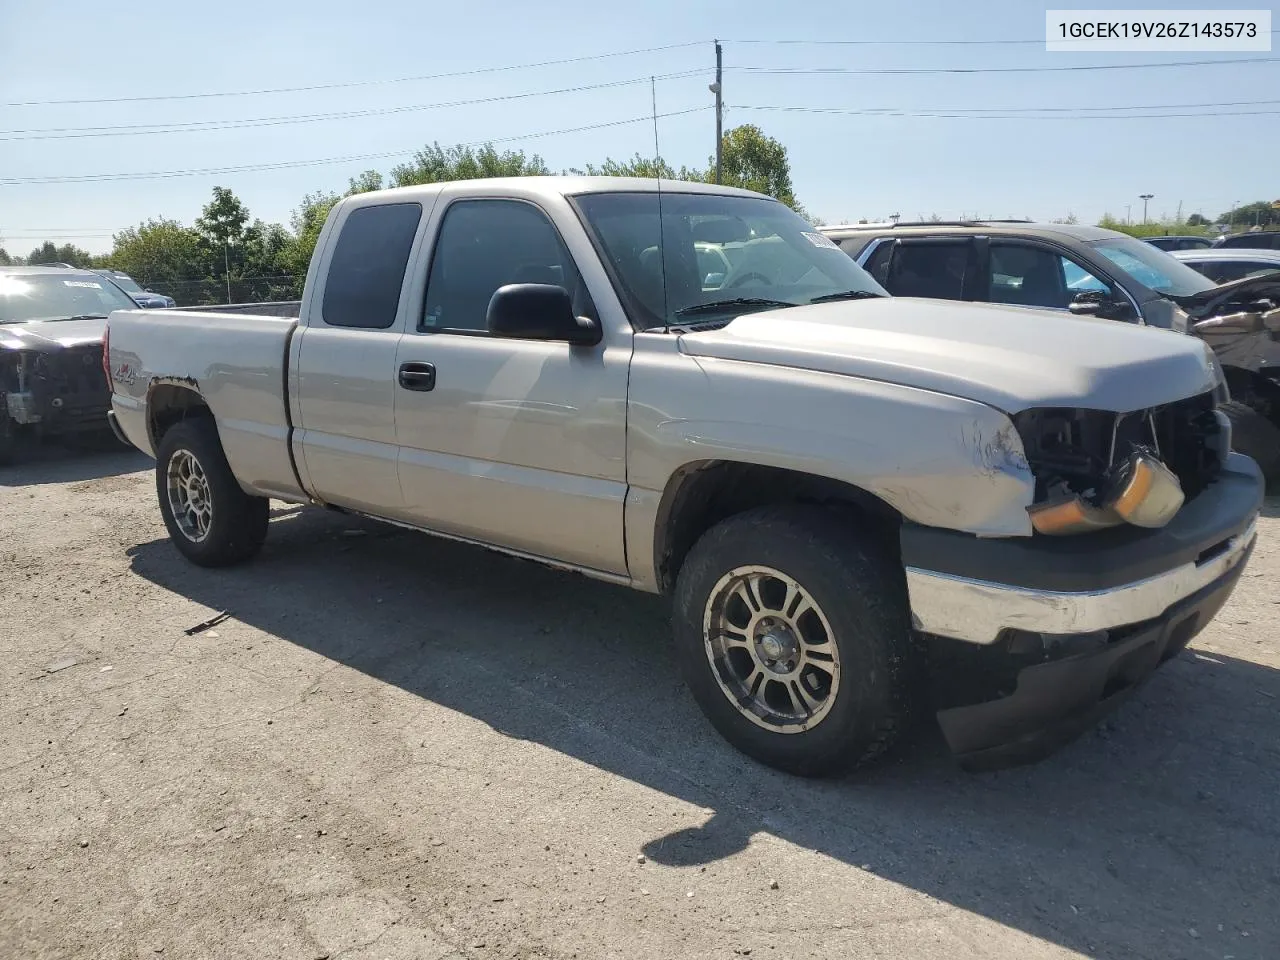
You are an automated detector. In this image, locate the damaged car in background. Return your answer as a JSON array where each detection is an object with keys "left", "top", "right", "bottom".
[{"left": 0, "top": 265, "right": 134, "bottom": 463}]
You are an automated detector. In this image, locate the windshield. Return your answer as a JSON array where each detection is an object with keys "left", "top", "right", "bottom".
[
  {"left": 0, "top": 272, "right": 138, "bottom": 323},
  {"left": 573, "top": 192, "right": 887, "bottom": 329},
  {"left": 1087, "top": 236, "right": 1217, "bottom": 298},
  {"left": 101, "top": 271, "right": 143, "bottom": 294}
]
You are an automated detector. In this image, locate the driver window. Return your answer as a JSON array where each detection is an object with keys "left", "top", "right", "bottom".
[{"left": 421, "top": 199, "right": 590, "bottom": 333}]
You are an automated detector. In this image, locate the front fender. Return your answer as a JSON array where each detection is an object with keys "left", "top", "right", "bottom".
[{"left": 623, "top": 343, "right": 1036, "bottom": 590}]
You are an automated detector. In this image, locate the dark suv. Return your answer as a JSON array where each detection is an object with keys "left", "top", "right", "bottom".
[
  {"left": 1213, "top": 231, "right": 1280, "bottom": 251},
  {"left": 820, "top": 221, "right": 1280, "bottom": 481}
]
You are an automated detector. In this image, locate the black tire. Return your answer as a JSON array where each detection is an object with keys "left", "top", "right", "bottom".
[
  {"left": 0, "top": 409, "right": 15, "bottom": 467},
  {"left": 672, "top": 504, "right": 917, "bottom": 777},
  {"left": 155, "top": 417, "right": 269, "bottom": 567},
  {"left": 1220, "top": 399, "right": 1280, "bottom": 484}
]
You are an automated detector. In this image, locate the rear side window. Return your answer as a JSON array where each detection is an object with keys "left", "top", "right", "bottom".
[
  {"left": 321, "top": 202, "right": 422, "bottom": 329},
  {"left": 1209, "top": 260, "right": 1280, "bottom": 283},
  {"left": 862, "top": 240, "right": 895, "bottom": 285},
  {"left": 886, "top": 241, "right": 969, "bottom": 300}
]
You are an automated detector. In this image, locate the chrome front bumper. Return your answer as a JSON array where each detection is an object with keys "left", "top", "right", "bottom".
[{"left": 906, "top": 518, "right": 1258, "bottom": 645}]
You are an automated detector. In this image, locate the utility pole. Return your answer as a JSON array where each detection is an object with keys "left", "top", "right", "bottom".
[
  {"left": 710, "top": 40, "right": 723, "bottom": 184},
  {"left": 1125, "top": 203, "right": 1131, "bottom": 225},
  {"left": 224, "top": 239, "right": 232, "bottom": 304},
  {"left": 1139, "top": 193, "right": 1154, "bottom": 224}
]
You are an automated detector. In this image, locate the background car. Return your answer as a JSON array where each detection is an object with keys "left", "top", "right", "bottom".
[
  {"left": 1170, "top": 248, "right": 1280, "bottom": 284},
  {"left": 0, "top": 265, "right": 135, "bottom": 462},
  {"left": 1212, "top": 231, "right": 1280, "bottom": 251},
  {"left": 1144, "top": 235, "right": 1214, "bottom": 252},
  {"left": 93, "top": 268, "right": 176, "bottom": 308},
  {"left": 820, "top": 219, "right": 1280, "bottom": 482}
]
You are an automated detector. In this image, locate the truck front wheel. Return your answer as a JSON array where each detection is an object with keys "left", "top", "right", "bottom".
[
  {"left": 672, "top": 505, "right": 917, "bottom": 777},
  {"left": 1220, "top": 399, "right": 1280, "bottom": 485},
  {"left": 155, "top": 417, "right": 268, "bottom": 567}
]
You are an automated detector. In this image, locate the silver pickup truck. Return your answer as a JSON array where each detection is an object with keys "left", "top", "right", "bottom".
[{"left": 105, "top": 177, "right": 1263, "bottom": 776}]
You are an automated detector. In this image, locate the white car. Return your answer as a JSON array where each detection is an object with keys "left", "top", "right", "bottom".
[{"left": 1171, "top": 248, "right": 1280, "bottom": 285}]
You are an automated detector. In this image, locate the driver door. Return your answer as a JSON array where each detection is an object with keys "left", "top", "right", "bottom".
[{"left": 393, "top": 197, "right": 631, "bottom": 576}]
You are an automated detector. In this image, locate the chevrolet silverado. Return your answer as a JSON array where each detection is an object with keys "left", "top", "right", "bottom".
[{"left": 104, "top": 178, "right": 1263, "bottom": 775}]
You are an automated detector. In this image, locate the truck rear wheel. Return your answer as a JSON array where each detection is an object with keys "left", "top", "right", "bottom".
[
  {"left": 1220, "top": 399, "right": 1280, "bottom": 485},
  {"left": 155, "top": 417, "right": 268, "bottom": 567},
  {"left": 672, "top": 505, "right": 917, "bottom": 777}
]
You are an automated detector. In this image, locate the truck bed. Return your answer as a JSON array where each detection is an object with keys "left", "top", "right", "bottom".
[{"left": 106, "top": 307, "right": 305, "bottom": 501}]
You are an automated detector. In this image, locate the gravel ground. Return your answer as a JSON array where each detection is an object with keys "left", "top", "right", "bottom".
[{"left": 2, "top": 446, "right": 1278, "bottom": 960}]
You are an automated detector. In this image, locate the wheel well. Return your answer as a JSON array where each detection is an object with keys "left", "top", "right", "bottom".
[
  {"left": 148, "top": 384, "right": 213, "bottom": 448},
  {"left": 653, "top": 461, "right": 901, "bottom": 594},
  {"left": 1224, "top": 366, "right": 1280, "bottom": 422}
]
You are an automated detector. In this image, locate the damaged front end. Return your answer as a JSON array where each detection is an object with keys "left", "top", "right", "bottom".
[
  {"left": 1013, "top": 388, "right": 1226, "bottom": 536},
  {"left": 1, "top": 343, "right": 112, "bottom": 439}
]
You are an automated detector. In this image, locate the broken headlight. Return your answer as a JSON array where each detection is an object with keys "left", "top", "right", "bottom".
[{"left": 1014, "top": 394, "right": 1220, "bottom": 536}]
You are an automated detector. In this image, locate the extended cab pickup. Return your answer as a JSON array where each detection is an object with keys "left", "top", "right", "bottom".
[{"left": 105, "top": 178, "right": 1264, "bottom": 775}]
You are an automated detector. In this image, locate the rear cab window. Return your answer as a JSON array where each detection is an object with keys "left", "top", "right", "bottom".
[{"left": 320, "top": 202, "right": 423, "bottom": 329}]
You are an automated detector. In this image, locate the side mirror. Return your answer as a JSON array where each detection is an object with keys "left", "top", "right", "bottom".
[
  {"left": 1068, "top": 290, "right": 1106, "bottom": 315},
  {"left": 704, "top": 272, "right": 726, "bottom": 289},
  {"left": 486, "top": 283, "right": 601, "bottom": 346}
]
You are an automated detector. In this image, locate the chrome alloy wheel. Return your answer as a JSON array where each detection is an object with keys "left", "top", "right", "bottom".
[
  {"left": 702, "top": 565, "right": 841, "bottom": 732},
  {"left": 166, "top": 449, "right": 213, "bottom": 542}
]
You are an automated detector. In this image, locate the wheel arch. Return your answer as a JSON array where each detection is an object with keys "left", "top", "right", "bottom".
[
  {"left": 147, "top": 379, "right": 217, "bottom": 451},
  {"left": 651, "top": 459, "right": 903, "bottom": 595}
]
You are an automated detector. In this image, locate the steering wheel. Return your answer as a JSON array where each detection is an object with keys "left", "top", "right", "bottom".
[{"left": 725, "top": 271, "right": 774, "bottom": 290}]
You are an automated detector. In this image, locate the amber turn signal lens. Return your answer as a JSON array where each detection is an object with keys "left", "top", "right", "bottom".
[
  {"left": 1028, "top": 496, "right": 1122, "bottom": 536},
  {"left": 1106, "top": 452, "right": 1184, "bottom": 528}
]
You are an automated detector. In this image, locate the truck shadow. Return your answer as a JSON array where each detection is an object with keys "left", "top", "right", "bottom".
[
  {"left": 0, "top": 444, "right": 149, "bottom": 487},
  {"left": 126, "top": 507, "right": 1280, "bottom": 959}
]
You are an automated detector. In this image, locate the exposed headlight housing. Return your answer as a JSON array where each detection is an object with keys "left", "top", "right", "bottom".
[{"left": 1015, "top": 393, "right": 1219, "bottom": 536}]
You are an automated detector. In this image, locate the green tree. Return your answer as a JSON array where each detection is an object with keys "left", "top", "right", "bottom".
[
  {"left": 231, "top": 220, "right": 297, "bottom": 302},
  {"left": 1218, "top": 200, "right": 1279, "bottom": 230},
  {"left": 390, "top": 143, "right": 549, "bottom": 187},
  {"left": 1187, "top": 212, "right": 1210, "bottom": 227},
  {"left": 104, "top": 219, "right": 212, "bottom": 306},
  {"left": 24, "top": 241, "right": 94, "bottom": 267},
  {"left": 709, "top": 124, "right": 800, "bottom": 211},
  {"left": 195, "top": 186, "right": 251, "bottom": 248},
  {"left": 0, "top": 248, "right": 13, "bottom": 266},
  {"left": 347, "top": 169, "right": 385, "bottom": 194},
  {"left": 570, "top": 154, "right": 701, "bottom": 180},
  {"left": 286, "top": 190, "right": 340, "bottom": 282}
]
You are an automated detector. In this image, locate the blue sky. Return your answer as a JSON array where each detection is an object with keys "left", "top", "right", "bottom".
[{"left": 1, "top": 0, "right": 1276, "bottom": 254}]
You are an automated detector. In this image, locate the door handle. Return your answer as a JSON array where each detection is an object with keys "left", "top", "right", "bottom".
[{"left": 398, "top": 361, "right": 436, "bottom": 392}]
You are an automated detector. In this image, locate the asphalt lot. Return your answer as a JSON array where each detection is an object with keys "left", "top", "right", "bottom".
[{"left": 2, "top": 446, "right": 1278, "bottom": 960}]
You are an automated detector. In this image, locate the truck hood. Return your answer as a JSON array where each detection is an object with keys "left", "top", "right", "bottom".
[
  {"left": 678, "top": 297, "right": 1218, "bottom": 414},
  {"left": 0, "top": 316, "right": 107, "bottom": 352}
]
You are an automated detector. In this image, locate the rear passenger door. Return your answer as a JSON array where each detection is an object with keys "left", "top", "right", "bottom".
[
  {"left": 291, "top": 200, "right": 427, "bottom": 515},
  {"left": 863, "top": 238, "right": 977, "bottom": 302},
  {"left": 392, "top": 197, "right": 631, "bottom": 576}
]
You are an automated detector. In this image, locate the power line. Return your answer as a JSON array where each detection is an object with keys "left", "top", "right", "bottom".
[
  {"left": 734, "top": 103, "right": 1280, "bottom": 120},
  {"left": 736, "top": 56, "right": 1280, "bottom": 76},
  {"left": 0, "top": 71, "right": 706, "bottom": 141},
  {"left": 3, "top": 41, "right": 711, "bottom": 107},
  {"left": 0, "top": 107, "right": 712, "bottom": 185}
]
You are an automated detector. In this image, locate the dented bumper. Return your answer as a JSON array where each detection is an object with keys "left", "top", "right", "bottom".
[
  {"left": 901, "top": 453, "right": 1262, "bottom": 645},
  {"left": 935, "top": 547, "right": 1252, "bottom": 769},
  {"left": 900, "top": 453, "right": 1262, "bottom": 768}
]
